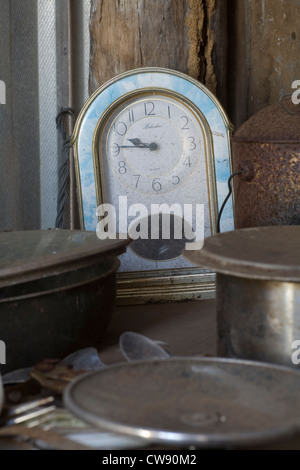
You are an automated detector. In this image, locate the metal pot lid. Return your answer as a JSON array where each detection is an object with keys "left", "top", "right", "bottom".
[
  {"left": 232, "top": 102, "right": 300, "bottom": 144},
  {"left": 64, "top": 357, "right": 300, "bottom": 449},
  {"left": 0, "top": 230, "right": 131, "bottom": 288},
  {"left": 183, "top": 226, "right": 300, "bottom": 282}
]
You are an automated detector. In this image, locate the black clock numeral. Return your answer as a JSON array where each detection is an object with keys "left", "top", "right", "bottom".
[
  {"left": 168, "top": 105, "right": 171, "bottom": 119},
  {"left": 181, "top": 116, "right": 190, "bottom": 130},
  {"left": 111, "top": 143, "right": 121, "bottom": 156},
  {"left": 114, "top": 122, "right": 127, "bottom": 136},
  {"left": 118, "top": 161, "right": 127, "bottom": 174},
  {"left": 144, "top": 101, "right": 156, "bottom": 116},
  {"left": 183, "top": 157, "right": 192, "bottom": 168},
  {"left": 128, "top": 109, "right": 135, "bottom": 123},
  {"left": 172, "top": 176, "right": 180, "bottom": 186},
  {"left": 134, "top": 174, "right": 141, "bottom": 188},
  {"left": 152, "top": 178, "right": 162, "bottom": 192},
  {"left": 188, "top": 136, "right": 197, "bottom": 151}
]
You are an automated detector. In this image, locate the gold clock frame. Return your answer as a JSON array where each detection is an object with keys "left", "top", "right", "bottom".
[{"left": 71, "top": 68, "right": 234, "bottom": 305}]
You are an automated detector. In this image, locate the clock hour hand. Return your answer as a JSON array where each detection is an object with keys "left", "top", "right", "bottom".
[{"left": 128, "top": 138, "right": 147, "bottom": 147}]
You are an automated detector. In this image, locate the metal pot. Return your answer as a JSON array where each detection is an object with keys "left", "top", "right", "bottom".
[
  {"left": 217, "top": 274, "right": 300, "bottom": 367},
  {"left": 231, "top": 102, "right": 300, "bottom": 228},
  {"left": 0, "top": 230, "right": 130, "bottom": 373},
  {"left": 183, "top": 226, "right": 300, "bottom": 368}
]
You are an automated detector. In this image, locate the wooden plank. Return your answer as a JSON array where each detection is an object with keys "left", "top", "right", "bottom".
[
  {"left": 227, "top": 0, "right": 250, "bottom": 129},
  {"left": 89, "top": 0, "right": 228, "bottom": 107},
  {"left": 248, "top": 0, "right": 300, "bottom": 116},
  {"left": 89, "top": 0, "right": 190, "bottom": 92},
  {"left": 210, "top": 0, "right": 228, "bottom": 108},
  {"left": 227, "top": 0, "right": 300, "bottom": 129}
]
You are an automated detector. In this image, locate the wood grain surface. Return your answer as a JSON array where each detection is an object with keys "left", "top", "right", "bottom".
[
  {"left": 89, "top": 0, "right": 227, "bottom": 105},
  {"left": 90, "top": 0, "right": 190, "bottom": 91}
]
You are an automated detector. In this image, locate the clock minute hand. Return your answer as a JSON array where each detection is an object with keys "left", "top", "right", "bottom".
[{"left": 117, "top": 145, "right": 145, "bottom": 149}]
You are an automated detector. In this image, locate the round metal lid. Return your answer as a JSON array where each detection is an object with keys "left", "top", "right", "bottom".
[
  {"left": 0, "top": 230, "right": 131, "bottom": 288},
  {"left": 64, "top": 357, "right": 300, "bottom": 449},
  {"left": 183, "top": 226, "right": 300, "bottom": 282}
]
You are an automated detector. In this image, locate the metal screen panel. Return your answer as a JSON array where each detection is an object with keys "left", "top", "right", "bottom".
[{"left": 0, "top": 0, "right": 91, "bottom": 232}]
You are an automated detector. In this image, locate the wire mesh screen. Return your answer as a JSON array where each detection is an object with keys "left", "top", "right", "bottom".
[{"left": 0, "top": 0, "right": 91, "bottom": 232}]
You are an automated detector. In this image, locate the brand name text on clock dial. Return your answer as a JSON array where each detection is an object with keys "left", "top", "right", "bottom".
[{"left": 96, "top": 196, "right": 205, "bottom": 251}]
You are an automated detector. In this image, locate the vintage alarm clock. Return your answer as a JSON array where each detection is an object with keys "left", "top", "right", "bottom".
[{"left": 71, "top": 68, "right": 234, "bottom": 303}]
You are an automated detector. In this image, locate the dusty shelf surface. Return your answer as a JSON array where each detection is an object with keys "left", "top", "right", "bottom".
[{"left": 98, "top": 300, "right": 217, "bottom": 365}]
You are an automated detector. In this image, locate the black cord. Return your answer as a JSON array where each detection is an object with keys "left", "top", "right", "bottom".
[
  {"left": 217, "top": 171, "right": 243, "bottom": 234},
  {"left": 55, "top": 108, "right": 76, "bottom": 229}
]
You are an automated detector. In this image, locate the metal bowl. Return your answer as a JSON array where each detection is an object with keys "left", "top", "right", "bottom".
[{"left": 0, "top": 230, "right": 130, "bottom": 373}]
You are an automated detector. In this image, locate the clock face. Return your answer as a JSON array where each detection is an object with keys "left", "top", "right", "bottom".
[
  {"left": 101, "top": 93, "right": 204, "bottom": 196},
  {"left": 72, "top": 68, "right": 234, "bottom": 282},
  {"left": 96, "top": 90, "right": 212, "bottom": 267}
]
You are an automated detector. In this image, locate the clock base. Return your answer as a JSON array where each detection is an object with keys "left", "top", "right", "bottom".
[{"left": 116, "top": 269, "right": 216, "bottom": 306}]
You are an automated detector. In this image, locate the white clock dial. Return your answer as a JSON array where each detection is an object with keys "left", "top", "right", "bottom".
[
  {"left": 73, "top": 67, "right": 234, "bottom": 303},
  {"left": 101, "top": 93, "right": 204, "bottom": 195},
  {"left": 96, "top": 90, "right": 211, "bottom": 265}
]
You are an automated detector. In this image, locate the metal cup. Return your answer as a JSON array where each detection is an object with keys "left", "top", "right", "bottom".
[{"left": 217, "top": 274, "right": 300, "bottom": 368}]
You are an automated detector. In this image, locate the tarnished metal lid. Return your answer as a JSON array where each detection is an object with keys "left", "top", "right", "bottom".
[
  {"left": 232, "top": 102, "right": 300, "bottom": 143},
  {"left": 0, "top": 230, "right": 130, "bottom": 288},
  {"left": 183, "top": 226, "right": 300, "bottom": 282},
  {"left": 64, "top": 357, "right": 300, "bottom": 448}
]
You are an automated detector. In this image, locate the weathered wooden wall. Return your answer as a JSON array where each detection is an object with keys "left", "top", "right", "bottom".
[
  {"left": 89, "top": 0, "right": 300, "bottom": 129},
  {"left": 89, "top": 0, "right": 228, "bottom": 107},
  {"left": 90, "top": 0, "right": 190, "bottom": 92},
  {"left": 227, "top": 0, "right": 300, "bottom": 128}
]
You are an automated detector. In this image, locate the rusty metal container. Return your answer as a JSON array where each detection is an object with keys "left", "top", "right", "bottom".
[{"left": 231, "top": 103, "right": 300, "bottom": 229}]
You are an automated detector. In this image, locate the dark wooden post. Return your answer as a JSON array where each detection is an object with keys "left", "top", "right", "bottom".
[
  {"left": 89, "top": 0, "right": 228, "bottom": 107},
  {"left": 227, "top": 0, "right": 300, "bottom": 128}
]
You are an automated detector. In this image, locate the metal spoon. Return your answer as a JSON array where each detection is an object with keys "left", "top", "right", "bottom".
[{"left": 119, "top": 331, "right": 171, "bottom": 362}]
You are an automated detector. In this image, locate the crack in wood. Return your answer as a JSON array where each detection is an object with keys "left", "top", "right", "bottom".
[
  {"left": 137, "top": 0, "right": 143, "bottom": 65},
  {"left": 186, "top": 0, "right": 217, "bottom": 94},
  {"left": 200, "top": 0, "right": 209, "bottom": 84},
  {"left": 98, "top": 0, "right": 104, "bottom": 25}
]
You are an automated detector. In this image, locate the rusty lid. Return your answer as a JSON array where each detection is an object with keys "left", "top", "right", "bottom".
[
  {"left": 183, "top": 226, "right": 300, "bottom": 282},
  {"left": 232, "top": 101, "right": 300, "bottom": 144},
  {"left": 0, "top": 230, "right": 131, "bottom": 289},
  {"left": 64, "top": 357, "right": 300, "bottom": 448}
]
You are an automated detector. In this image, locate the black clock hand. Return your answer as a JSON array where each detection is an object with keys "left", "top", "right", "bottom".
[
  {"left": 117, "top": 145, "right": 150, "bottom": 149},
  {"left": 128, "top": 138, "right": 145, "bottom": 147},
  {"left": 114, "top": 141, "right": 158, "bottom": 151},
  {"left": 128, "top": 139, "right": 158, "bottom": 151}
]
